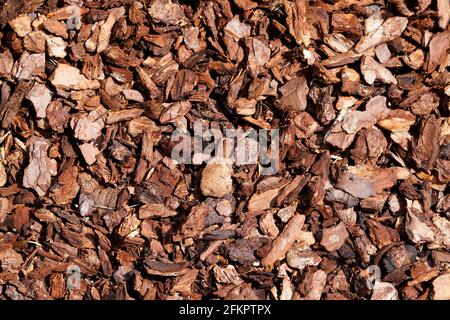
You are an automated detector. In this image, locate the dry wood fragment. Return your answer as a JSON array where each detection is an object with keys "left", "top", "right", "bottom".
[
  {"left": 425, "top": 31, "right": 450, "bottom": 73},
  {"left": 406, "top": 200, "right": 436, "bottom": 245},
  {"left": 106, "top": 109, "right": 145, "bottom": 125},
  {"left": 50, "top": 159, "right": 79, "bottom": 205},
  {"left": 70, "top": 106, "right": 107, "bottom": 142},
  {"left": 286, "top": 248, "right": 321, "bottom": 270},
  {"left": 9, "top": 15, "right": 32, "bottom": 37},
  {"left": 324, "top": 33, "right": 354, "bottom": 53},
  {"left": 411, "top": 116, "right": 440, "bottom": 171},
  {"left": 0, "top": 50, "right": 14, "bottom": 77},
  {"left": 122, "top": 89, "right": 144, "bottom": 103},
  {"left": 320, "top": 222, "right": 349, "bottom": 252},
  {"left": 0, "top": 0, "right": 447, "bottom": 302},
  {"left": 437, "top": 0, "right": 450, "bottom": 29},
  {"left": 172, "top": 269, "right": 199, "bottom": 295},
  {"left": 200, "top": 162, "right": 233, "bottom": 198},
  {"left": 139, "top": 203, "right": 178, "bottom": 219},
  {"left": 136, "top": 66, "right": 160, "bottom": 99},
  {"left": 148, "top": 0, "right": 185, "bottom": 26},
  {"left": 22, "top": 137, "right": 57, "bottom": 196},
  {"left": 408, "top": 262, "right": 440, "bottom": 286},
  {"left": 26, "top": 82, "right": 52, "bottom": 119},
  {"left": 261, "top": 214, "right": 305, "bottom": 267},
  {"left": 49, "top": 273, "right": 65, "bottom": 299},
  {"left": 432, "top": 273, "right": 450, "bottom": 300},
  {"left": 144, "top": 259, "right": 188, "bottom": 277},
  {"left": 12, "top": 52, "right": 45, "bottom": 80},
  {"left": 346, "top": 166, "right": 410, "bottom": 193},
  {"left": 341, "top": 96, "right": 390, "bottom": 134},
  {"left": 366, "top": 219, "right": 400, "bottom": 249},
  {"left": 355, "top": 17, "right": 408, "bottom": 53},
  {"left": 213, "top": 265, "right": 243, "bottom": 286},
  {"left": 375, "top": 44, "right": 391, "bottom": 63},
  {"left": 361, "top": 55, "right": 397, "bottom": 85},
  {"left": 0, "top": 248, "right": 23, "bottom": 272},
  {"left": 371, "top": 282, "right": 399, "bottom": 300},
  {"left": 278, "top": 77, "right": 308, "bottom": 113},
  {"left": 97, "top": 7, "right": 125, "bottom": 54},
  {"left": 0, "top": 164, "right": 6, "bottom": 187},
  {"left": 285, "top": 0, "right": 310, "bottom": 46},
  {"left": 0, "top": 80, "right": 33, "bottom": 127},
  {"left": 336, "top": 172, "right": 375, "bottom": 199},
  {"left": 377, "top": 109, "right": 416, "bottom": 132},
  {"left": 47, "top": 36, "right": 67, "bottom": 58},
  {"left": 50, "top": 64, "right": 100, "bottom": 91},
  {"left": 305, "top": 270, "right": 327, "bottom": 300},
  {"left": 224, "top": 15, "right": 251, "bottom": 41},
  {"left": 159, "top": 101, "right": 191, "bottom": 124},
  {"left": 43, "top": 18, "right": 68, "bottom": 39},
  {"left": 46, "top": 100, "right": 70, "bottom": 133}
]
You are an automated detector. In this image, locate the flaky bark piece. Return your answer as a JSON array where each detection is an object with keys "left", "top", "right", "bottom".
[
  {"left": 355, "top": 17, "right": 408, "bottom": 53},
  {"left": 261, "top": 214, "right": 305, "bottom": 266},
  {"left": 411, "top": 115, "right": 440, "bottom": 171},
  {"left": 0, "top": 80, "right": 33, "bottom": 128},
  {"left": 23, "top": 137, "right": 58, "bottom": 196}
]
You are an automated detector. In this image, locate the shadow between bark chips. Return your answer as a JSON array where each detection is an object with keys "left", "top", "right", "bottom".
[{"left": 0, "top": 0, "right": 449, "bottom": 302}]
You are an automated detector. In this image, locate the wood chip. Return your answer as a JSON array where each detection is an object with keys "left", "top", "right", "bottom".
[
  {"left": 432, "top": 273, "right": 450, "bottom": 300},
  {"left": 22, "top": 137, "right": 57, "bottom": 196},
  {"left": 320, "top": 222, "right": 349, "bottom": 252},
  {"left": 50, "top": 63, "right": 100, "bottom": 91},
  {"left": 200, "top": 162, "right": 233, "bottom": 198},
  {"left": 0, "top": 0, "right": 447, "bottom": 301},
  {"left": 261, "top": 214, "right": 305, "bottom": 266}
]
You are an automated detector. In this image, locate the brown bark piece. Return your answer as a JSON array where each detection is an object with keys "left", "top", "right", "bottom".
[
  {"left": 425, "top": 31, "right": 450, "bottom": 73},
  {"left": 200, "top": 162, "right": 233, "bottom": 198},
  {"left": 320, "top": 222, "right": 349, "bottom": 252},
  {"left": 261, "top": 214, "right": 305, "bottom": 266},
  {"left": 286, "top": 248, "right": 322, "bottom": 270},
  {"left": 47, "top": 100, "right": 70, "bottom": 133},
  {"left": 12, "top": 52, "right": 45, "bottom": 80},
  {"left": 22, "top": 137, "right": 57, "bottom": 197},
  {"left": 47, "top": 36, "right": 67, "bottom": 58},
  {"left": 70, "top": 106, "right": 107, "bottom": 142},
  {"left": 371, "top": 282, "right": 399, "bottom": 300},
  {"left": 411, "top": 116, "right": 440, "bottom": 171},
  {"left": 26, "top": 82, "right": 52, "bottom": 119},
  {"left": 341, "top": 96, "right": 390, "bottom": 134},
  {"left": 9, "top": 15, "right": 32, "bottom": 37},
  {"left": 366, "top": 219, "right": 400, "bottom": 249},
  {"left": 139, "top": 203, "right": 178, "bottom": 219},
  {"left": 148, "top": 0, "right": 185, "bottom": 26},
  {"left": 50, "top": 159, "right": 80, "bottom": 205},
  {"left": 0, "top": 0, "right": 448, "bottom": 302},
  {"left": 278, "top": 77, "right": 309, "bottom": 113},
  {"left": 336, "top": 172, "right": 375, "bottom": 199},
  {"left": 97, "top": 7, "right": 126, "bottom": 54},
  {"left": 432, "top": 274, "right": 450, "bottom": 300},
  {"left": 0, "top": 248, "right": 23, "bottom": 272},
  {"left": 355, "top": 17, "right": 408, "bottom": 53},
  {"left": 406, "top": 201, "right": 436, "bottom": 245},
  {"left": 361, "top": 55, "right": 397, "bottom": 85},
  {"left": 305, "top": 270, "right": 327, "bottom": 300},
  {"left": 50, "top": 64, "right": 100, "bottom": 91},
  {"left": 43, "top": 18, "right": 68, "bottom": 38},
  {"left": 0, "top": 80, "right": 33, "bottom": 128}
]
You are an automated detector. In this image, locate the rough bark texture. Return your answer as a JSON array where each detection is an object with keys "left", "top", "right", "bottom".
[{"left": 0, "top": 0, "right": 448, "bottom": 301}]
